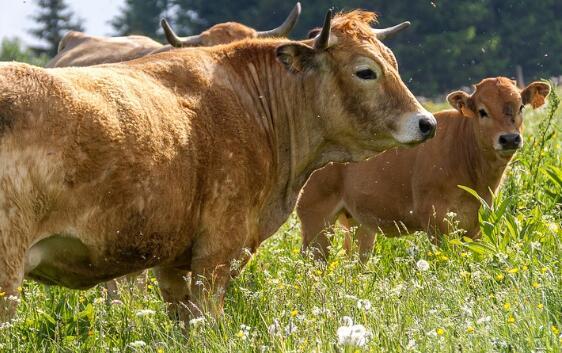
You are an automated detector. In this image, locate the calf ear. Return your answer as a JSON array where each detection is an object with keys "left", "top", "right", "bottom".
[
  {"left": 276, "top": 43, "right": 317, "bottom": 73},
  {"left": 521, "top": 82, "right": 551, "bottom": 109},
  {"left": 447, "top": 91, "right": 473, "bottom": 117}
]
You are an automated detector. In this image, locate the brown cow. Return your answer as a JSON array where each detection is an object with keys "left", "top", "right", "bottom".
[
  {"left": 46, "top": 3, "right": 301, "bottom": 68},
  {"left": 297, "top": 77, "right": 550, "bottom": 262},
  {"left": 0, "top": 10, "right": 435, "bottom": 323}
]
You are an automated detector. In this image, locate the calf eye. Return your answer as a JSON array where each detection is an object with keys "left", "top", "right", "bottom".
[
  {"left": 478, "top": 109, "right": 488, "bottom": 118},
  {"left": 519, "top": 105, "right": 524, "bottom": 113},
  {"left": 355, "top": 69, "right": 377, "bottom": 80}
]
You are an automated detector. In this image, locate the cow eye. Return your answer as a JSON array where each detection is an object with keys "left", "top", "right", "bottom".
[
  {"left": 355, "top": 69, "right": 377, "bottom": 80},
  {"left": 519, "top": 105, "right": 524, "bottom": 113},
  {"left": 478, "top": 109, "right": 488, "bottom": 118}
]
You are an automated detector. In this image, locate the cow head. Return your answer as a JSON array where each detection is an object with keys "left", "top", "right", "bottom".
[
  {"left": 275, "top": 10, "right": 436, "bottom": 158},
  {"left": 447, "top": 77, "right": 550, "bottom": 158},
  {"left": 162, "top": 3, "right": 301, "bottom": 47}
]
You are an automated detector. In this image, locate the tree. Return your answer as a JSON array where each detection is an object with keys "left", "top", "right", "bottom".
[
  {"left": 29, "top": 0, "right": 84, "bottom": 57},
  {"left": 111, "top": 0, "right": 170, "bottom": 38},
  {"left": 0, "top": 38, "right": 49, "bottom": 67}
]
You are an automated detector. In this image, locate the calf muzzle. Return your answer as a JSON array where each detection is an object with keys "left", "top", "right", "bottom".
[{"left": 498, "top": 133, "right": 522, "bottom": 150}]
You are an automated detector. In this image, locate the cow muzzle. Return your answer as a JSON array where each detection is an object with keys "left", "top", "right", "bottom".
[
  {"left": 392, "top": 110, "right": 437, "bottom": 145},
  {"left": 496, "top": 133, "right": 522, "bottom": 156}
]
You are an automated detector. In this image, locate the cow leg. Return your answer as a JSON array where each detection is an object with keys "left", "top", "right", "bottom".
[
  {"left": 356, "top": 225, "right": 377, "bottom": 263},
  {"left": 297, "top": 196, "right": 342, "bottom": 262},
  {"left": 0, "top": 248, "right": 25, "bottom": 322},
  {"left": 153, "top": 266, "right": 191, "bottom": 322}
]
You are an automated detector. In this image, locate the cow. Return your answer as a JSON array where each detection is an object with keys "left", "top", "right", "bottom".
[
  {"left": 46, "top": 3, "right": 302, "bottom": 68},
  {"left": 0, "top": 10, "right": 436, "bottom": 324},
  {"left": 297, "top": 77, "right": 550, "bottom": 262}
]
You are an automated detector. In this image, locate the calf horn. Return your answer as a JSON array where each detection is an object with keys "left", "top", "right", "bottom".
[
  {"left": 372, "top": 21, "right": 411, "bottom": 41},
  {"left": 256, "top": 2, "right": 302, "bottom": 38},
  {"left": 314, "top": 10, "right": 332, "bottom": 50},
  {"left": 161, "top": 19, "right": 204, "bottom": 47}
]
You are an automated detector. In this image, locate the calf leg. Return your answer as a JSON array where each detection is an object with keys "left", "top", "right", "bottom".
[
  {"left": 340, "top": 215, "right": 376, "bottom": 263},
  {"left": 153, "top": 266, "right": 191, "bottom": 322},
  {"left": 0, "top": 248, "right": 25, "bottom": 322}
]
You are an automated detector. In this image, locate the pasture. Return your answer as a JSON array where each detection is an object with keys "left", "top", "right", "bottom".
[{"left": 0, "top": 89, "right": 560, "bottom": 353}]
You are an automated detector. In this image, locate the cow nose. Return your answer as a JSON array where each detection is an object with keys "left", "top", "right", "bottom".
[
  {"left": 418, "top": 117, "right": 436, "bottom": 139},
  {"left": 498, "top": 133, "right": 522, "bottom": 150}
]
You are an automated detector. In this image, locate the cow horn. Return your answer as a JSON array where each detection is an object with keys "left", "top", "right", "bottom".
[
  {"left": 161, "top": 18, "right": 204, "bottom": 47},
  {"left": 256, "top": 2, "right": 301, "bottom": 38},
  {"left": 314, "top": 10, "right": 332, "bottom": 50},
  {"left": 372, "top": 21, "right": 411, "bottom": 41}
]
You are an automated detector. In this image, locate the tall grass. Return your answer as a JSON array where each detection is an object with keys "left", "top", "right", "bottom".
[{"left": 0, "top": 90, "right": 560, "bottom": 352}]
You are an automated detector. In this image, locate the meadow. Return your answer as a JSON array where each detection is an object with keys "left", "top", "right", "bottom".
[{"left": 0, "top": 89, "right": 560, "bottom": 353}]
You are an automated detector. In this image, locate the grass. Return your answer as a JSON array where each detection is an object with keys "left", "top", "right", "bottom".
[{"left": 1, "top": 90, "right": 561, "bottom": 352}]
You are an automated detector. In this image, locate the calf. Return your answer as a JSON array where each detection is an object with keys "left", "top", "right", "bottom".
[{"left": 297, "top": 77, "right": 550, "bottom": 261}]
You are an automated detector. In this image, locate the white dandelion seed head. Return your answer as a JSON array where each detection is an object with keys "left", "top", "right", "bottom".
[
  {"left": 340, "top": 316, "right": 354, "bottom": 326},
  {"left": 337, "top": 324, "right": 371, "bottom": 347},
  {"left": 135, "top": 309, "right": 156, "bottom": 317},
  {"left": 416, "top": 259, "right": 430, "bottom": 271},
  {"left": 129, "top": 340, "right": 147, "bottom": 348},
  {"left": 356, "top": 299, "right": 372, "bottom": 311}
]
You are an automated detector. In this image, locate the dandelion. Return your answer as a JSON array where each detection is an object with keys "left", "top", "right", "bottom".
[
  {"left": 435, "top": 327, "right": 445, "bottom": 336},
  {"left": 290, "top": 309, "right": 299, "bottom": 318},
  {"left": 495, "top": 273, "right": 504, "bottom": 281},
  {"left": 507, "top": 316, "right": 515, "bottom": 324},
  {"left": 236, "top": 324, "right": 251, "bottom": 340},
  {"left": 541, "top": 267, "right": 548, "bottom": 274},
  {"left": 129, "top": 340, "right": 147, "bottom": 348},
  {"left": 503, "top": 303, "right": 511, "bottom": 311},
  {"left": 337, "top": 324, "right": 371, "bottom": 347},
  {"left": 135, "top": 309, "right": 156, "bottom": 317},
  {"left": 189, "top": 317, "right": 205, "bottom": 328},
  {"left": 356, "top": 299, "right": 372, "bottom": 311},
  {"left": 466, "top": 326, "right": 475, "bottom": 333},
  {"left": 537, "top": 304, "right": 544, "bottom": 310},
  {"left": 157, "top": 348, "right": 165, "bottom": 353},
  {"left": 438, "top": 255, "right": 449, "bottom": 262},
  {"left": 507, "top": 268, "right": 518, "bottom": 274},
  {"left": 552, "top": 326, "right": 560, "bottom": 335},
  {"left": 416, "top": 259, "right": 430, "bottom": 271},
  {"left": 532, "top": 281, "right": 541, "bottom": 288},
  {"left": 0, "top": 292, "right": 5, "bottom": 298}
]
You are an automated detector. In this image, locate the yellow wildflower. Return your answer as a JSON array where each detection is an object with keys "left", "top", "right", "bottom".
[
  {"left": 507, "top": 316, "right": 515, "bottom": 324},
  {"left": 541, "top": 267, "right": 548, "bottom": 274},
  {"left": 436, "top": 327, "right": 445, "bottom": 335},
  {"left": 466, "top": 326, "right": 475, "bottom": 333},
  {"left": 157, "top": 348, "right": 165, "bottom": 353},
  {"left": 503, "top": 303, "right": 511, "bottom": 311},
  {"left": 290, "top": 310, "right": 299, "bottom": 318},
  {"left": 537, "top": 304, "right": 544, "bottom": 310},
  {"left": 314, "top": 270, "right": 323, "bottom": 276},
  {"left": 17, "top": 287, "right": 22, "bottom": 293},
  {"left": 552, "top": 326, "right": 560, "bottom": 335},
  {"left": 532, "top": 282, "right": 541, "bottom": 289},
  {"left": 507, "top": 268, "right": 518, "bottom": 274},
  {"left": 0, "top": 291, "right": 5, "bottom": 297},
  {"left": 495, "top": 273, "right": 505, "bottom": 281}
]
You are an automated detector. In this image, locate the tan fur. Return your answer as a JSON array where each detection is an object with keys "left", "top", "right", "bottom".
[
  {"left": 0, "top": 11, "right": 431, "bottom": 323},
  {"left": 298, "top": 77, "right": 550, "bottom": 262},
  {"left": 46, "top": 22, "right": 262, "bottom": 68}
]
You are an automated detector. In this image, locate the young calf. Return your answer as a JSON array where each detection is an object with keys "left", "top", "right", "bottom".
[{"left": 297, "top": 77, "right": 550, "bottom": 261}]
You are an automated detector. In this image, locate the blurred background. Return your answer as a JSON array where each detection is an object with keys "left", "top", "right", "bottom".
[{"left": 1, "top": 0, "right": 561, "bottom": 97}]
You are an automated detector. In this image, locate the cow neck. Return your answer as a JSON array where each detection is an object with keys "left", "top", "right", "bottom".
[
  {"left": 220, "top": 43, "right": 339, "bottom": 222},
  {"left": 446, "top": 115, "right": 510, "bottom": 199}
]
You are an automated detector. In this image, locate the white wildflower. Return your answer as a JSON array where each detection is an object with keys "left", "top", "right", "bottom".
[
  {"left": 407, "top": 245, "right": 419, "bottom": 257},
  {"left": 268, "top": 319, "right": 280, "bottom": 335},
  {"left": 285, "top": 321, "right": 298, "bottom": 335},
  {"left": 135, "top": 309, "right": 156, "bottom": 317},
  {"left": 189, "top": 317, "right": 205, "bottom": 328},
  {"left": 311, "top": 306, "right": 322, "bottom": 316},
  {"left": 337, "top": 324, "right": 372, "bottom": 347},
  {"left": 129, "top": 340, "right": 146, "bottom": 348},
  {"left": 406, "top": 338, "right": 417, "bottom": 350},
  {"left": 476, "top": 316, "right": 491, "bottom": 325},
  {"left": 6, "top": 295, "right": 20, "bottom": 304},
  {"left": 530, "top": 241, "right": 541, "bottom": 251},
  {"left": 357, "top": 299, "right": 372, "bottom": 311},
  {"left": 416, "top": 259, "right": 430, "bottom": 271},
  {"left": 341, "top": 316, "right": 354, "bottom": 326},
  {"left": 111, "top": 299, "right": 124, "bottom": 306}
]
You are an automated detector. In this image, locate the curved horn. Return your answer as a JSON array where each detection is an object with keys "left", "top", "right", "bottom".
[
  {"left": 256, "top": 2, "right": 301, "bottom": 38},
  {"left": 372, "top": 21, "right": 411, "bottom": 41},
  {"left": 161, "top": 18, "right": 204, "bottom": 47},
  {"left": 314, "top": 10, "right": 332, "bottom": 50}
]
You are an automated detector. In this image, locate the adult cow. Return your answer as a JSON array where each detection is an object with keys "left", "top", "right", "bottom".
[
  {"left": 297, "top": 77, "right": 550, "bottom": 262},
  {"left": 0, "top": 10, "right": 435, "bottom": 323},
  {"left": 46, "top": 3, "right": 302, "bottom": 67}
]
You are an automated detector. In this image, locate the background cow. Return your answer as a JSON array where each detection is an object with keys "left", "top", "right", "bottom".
[
  {"left": 297, "top": 77, "right": 550, "bottom": 262},
  {"left": 46, "top": 3, "right": 301, "bottom": 68},
  {"left": 0, "top": 10, "right": 435, "bottom": 323}
]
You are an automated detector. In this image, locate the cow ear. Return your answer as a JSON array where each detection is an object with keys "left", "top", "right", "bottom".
[
  {"left": 276, "top": 43, "right": 317, "bottom": 73},
  {"left": 521, "top": 81, "right": 550, "bottom": 109},
  {"left": 447, "top": 91, "right": 473, "bottom": 117}
]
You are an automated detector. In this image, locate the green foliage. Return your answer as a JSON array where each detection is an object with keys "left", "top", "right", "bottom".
[
  {"left": 0, "top": 38, "right": 49, "bottom": 67},
  {"left": 111, "top": 0, "right": 170, "bottom": 39},
  {"left": 29, "top": 0, "right": 84, "bottom": 57}
]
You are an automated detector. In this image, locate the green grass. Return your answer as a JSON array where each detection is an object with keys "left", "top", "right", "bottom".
[{"left": 1, "top": 90, "right": 561, "bottom": 352}]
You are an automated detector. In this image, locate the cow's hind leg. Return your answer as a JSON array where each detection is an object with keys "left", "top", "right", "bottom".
[
  {"left": 153, "top": 266, "right": 192, "bottom": 323},
  {"left": 0, "top": 246, "right": 25, "bottom": 322}
]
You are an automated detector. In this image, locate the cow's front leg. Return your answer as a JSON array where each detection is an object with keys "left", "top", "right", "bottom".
[
  {"left": 153, "top": 266, "right": 192, "bottom": 322},
  {"left": 0, "top": 247, "right": 25, "bottom": 322}
]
